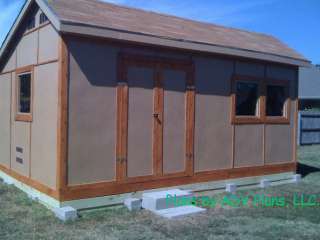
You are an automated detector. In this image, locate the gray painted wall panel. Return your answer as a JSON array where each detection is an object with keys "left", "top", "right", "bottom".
[
  {"left": 194, "top": 57, "right": 233, "bottom": 172},
  {"left": 38, "top": 25, "right": 59, "bottom": 63},
  {"left": 17, "top": 31, "right": 38, "bottom": 68},
  {"left": 68, "top": 40, "right": 117, "bottom": 185},
  {"left": 127, "top": 67, "right": 154, "bottom": 177},
  {"left": 0, "top": 74, "right": 12, "bottom": 168}
]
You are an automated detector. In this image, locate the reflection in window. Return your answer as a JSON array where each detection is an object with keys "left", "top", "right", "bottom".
[
  {"left": 18, "top": 73, "right": 31, "bottom": 113},
  {"left": 267, "top": 85, "right": 287, "bottom": 116},
  {"left": 236, "top": 81, "right": 259, "bottom": 116}
]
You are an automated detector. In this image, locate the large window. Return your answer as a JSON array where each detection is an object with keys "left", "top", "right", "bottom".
[
  {"left": 232, "top": 75, "right": 290, "bottom": 124},
  {"left": 16, "top": 66, "right": 33, "bottom": 122}
]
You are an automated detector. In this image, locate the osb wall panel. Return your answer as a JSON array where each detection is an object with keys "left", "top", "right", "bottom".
[
  {"left": 194, "top": 57, "right": 233, "bottom": 172},
  {"left": 17, "top": 31, "right": 38, "bottom": 68},
  {"left": 38, "top": 24, "right": 59, "bottom": 63},
  {"left": 68, "top": 40, "right": 117, "bottom": 185},
  {"left": 11, "top": 121, "right": 31, "bottom": 177},
  {"left": 0, "top": 73, "right": 12, "bottom": 168},
  {"left": 234, "top": 125, "right": 264, "bottom": 167},
  {"left": 127, "top": 67, "right": 154, "bottom": 178},
  {"left": 30, "top": 63, "right": 59, "bottom": 189},
  {"left": 163, "top": 69, "right": 186, "bottom": 174}
]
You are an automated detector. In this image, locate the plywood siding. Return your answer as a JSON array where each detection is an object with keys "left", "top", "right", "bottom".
[
  {"left": 17, "top": 31, "right": 38, "bottom": 68},
  {"left": 0, "top": 73, "right": 12, "bottom": 168},
  {"left": 2, "top": 51, "right": 16, "bottom": 73},
  {"left": 30, "top": 63, "right": 59, "bottom": 189},
  {"left": 68, "top": 40, "right": 117, "bottom": 185},
  {"left": 265, "top": 65, "right": 296, "bottom": 164},
  {"left": 163, "top": 69, "right": 186, "bottom": 174},
  {"left": 38, "top": 25, "right": 59, "bottom": 63},
  {"left": 127, "top": 67, "right": 154, "bottom": 177},
  {"left": 194, "top": 57, "right": 233, "bottom": 172}
]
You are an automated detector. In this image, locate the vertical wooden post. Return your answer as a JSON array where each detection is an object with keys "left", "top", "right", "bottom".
[
  {"left": 153, "top": 65, "right": 164, "bottom": 176},
  {"left": 116, "top": 56, "right": 128, "bottom": 181},
  {"left": 185, "top": 64, "right": 195, "bottom": 176},
  {"left": 57, "top": 36, "right": 68, "bottom": 197}
]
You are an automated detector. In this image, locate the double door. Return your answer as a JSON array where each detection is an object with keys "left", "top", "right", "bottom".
[{"left": 116, "top": 55, "right": 195, "bottom": 182}]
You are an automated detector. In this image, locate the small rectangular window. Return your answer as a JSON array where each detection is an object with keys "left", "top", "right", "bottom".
[
  {"left": 16, "top": 66, "right": 33, "bottom": 122},
  {"left": 39, "top": 13, "right": 48, "bottom": 25},
  {"left": 266, "top": 85, "right": 287, "bottom": 116},
  {"left": 236, "top": 81, "right": 259, "bottom": 116},
  {"left": 26, "top": 17, "right": 35, "bottom": 31},
  {"left": 18, "top": 73, "right": 31, "bottom": 113}
]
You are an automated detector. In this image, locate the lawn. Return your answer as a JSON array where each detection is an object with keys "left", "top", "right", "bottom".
[{"left": 1, "top": 146, "right": 320, "bottom": 240}]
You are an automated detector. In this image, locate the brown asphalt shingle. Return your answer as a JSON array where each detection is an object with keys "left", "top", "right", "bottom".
[{"left": 46, "top": 0, "right": 307, "bottom": 61}]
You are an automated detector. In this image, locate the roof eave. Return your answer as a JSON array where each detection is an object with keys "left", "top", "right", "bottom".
[{"left": 60, "top": 22, "right": 311, "bottom": 67}]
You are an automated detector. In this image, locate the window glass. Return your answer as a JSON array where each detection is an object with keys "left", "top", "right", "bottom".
[
  {"left": 266, "top": 85, "right": 287, "bottom": 116},
  {"left": 40, "top": 13, "right": 48, "bottom": 24},
  {"left": 18, "top": 74, "right": 31, "bottom": 113},
  {"left": 26, "top": 17, "right": 35, "bottom": 31},
  {"left": 236, "top": 81, "right": 259, "bottom": 116}
]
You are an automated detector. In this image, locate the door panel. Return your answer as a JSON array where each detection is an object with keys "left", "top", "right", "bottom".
[
  {"left": 127, "top": 66, "right": 154, "bottom": 178},
  {"left": 163, "top": 70, "right": 186, "bottom": 174}
]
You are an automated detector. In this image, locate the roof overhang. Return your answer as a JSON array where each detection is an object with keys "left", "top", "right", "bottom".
[
  {"left": 0, "top": 0, "right": 312, "bottom": 68},
  {"left": 60, "top": 21, "right": 311, "bottom": 67}
]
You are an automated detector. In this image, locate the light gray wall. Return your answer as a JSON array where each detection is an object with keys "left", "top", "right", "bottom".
[{"left": 299, "top": 65, "right": 320, "bottom": 99}]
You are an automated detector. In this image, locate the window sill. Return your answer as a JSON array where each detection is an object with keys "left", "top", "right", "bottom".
[
  {"left": 265, "top": 117, "right": 290, "bottom": 124},
  {"left": 232, "top": 116, "right": 263, "bottom": 125},
  {"left": 15, "top": 114, "right": 33, "bottom": 122}
]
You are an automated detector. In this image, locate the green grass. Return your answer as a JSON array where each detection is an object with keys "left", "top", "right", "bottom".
[{"left": 1, "top": 145, "right": 320, "bottom": 239}]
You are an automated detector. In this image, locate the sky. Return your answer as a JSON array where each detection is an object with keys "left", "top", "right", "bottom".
[{"left": 0, "top": 0, "right": 319, "bottom": 64}]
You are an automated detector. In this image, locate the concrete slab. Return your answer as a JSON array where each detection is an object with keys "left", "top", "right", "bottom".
[
  {"left": 142, "top": 189, "right": 192, "bottom": 211},
  {"left": 124, "top": 198, "right": 142, "bottom": 211},
  {"left": 154, "top": 206, "right": 206, "bottom": 219},
  {"left": 226, "top": 183, "right": 237, "bottom": 193},
  {"left": 260, "top": 179, "right": 271, "bottom": 188},
  {"left": 293, "top": 174, "right": 302, "bottom": 183},
  {"left": 54, "top": 206, "right": 78, "bottom": 222}
]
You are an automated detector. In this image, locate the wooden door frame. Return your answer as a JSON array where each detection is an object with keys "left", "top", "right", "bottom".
[{"left": 116, "top": 53, "right": 195, "bottom": 183}]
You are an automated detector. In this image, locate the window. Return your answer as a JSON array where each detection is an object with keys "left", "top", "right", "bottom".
[
  {"left": 231, "top": 75, "right": 291, "bottom": 124},
  {"left": 16, "top": 66, "right": 33, "bottom": 122},
  {"left": 39, "top": 13, "right": 48, "bottom": 25},
  {"left": 236, "top": 82, "right": 259, "bottom": 116},
  {"left": 266, "top": 85, "right": 287, "bottom": 116},
  {"left": 26, "top": 17, "right": 35, "bottom": 31}
]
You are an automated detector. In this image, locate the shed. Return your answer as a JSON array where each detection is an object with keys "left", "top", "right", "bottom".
[{"left": 0, "top": 0, "right": 310, "bottom": 209}]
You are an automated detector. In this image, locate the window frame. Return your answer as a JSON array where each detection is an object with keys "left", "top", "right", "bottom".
[
  {"left": 231, "top": 75, "right": 291, "bottom": 125},
  {"left": 231, "top": 75, "right": 264, "bottom": 124},
  {"left": 39, "top": 12, "right": 49, "bottom": 25},
  {"left": 264, "top": 79, "right": 291, "bottom": 124},
  {"left": 15, "top": 66, "right": 34, "bottom": 122}
]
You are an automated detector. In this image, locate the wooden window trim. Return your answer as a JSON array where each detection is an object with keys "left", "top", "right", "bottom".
[
  {"left": 264, "top": 79, "right": 291, "bottom": 124},
  {"left": 231, "top": 75, "right": 264, "bottom": 124},
  {"left": 231, "top": 75, "right": 291, "bottom": 125},
  {"left": 15, "top": 65, "right": 34, "bottom": 122}
]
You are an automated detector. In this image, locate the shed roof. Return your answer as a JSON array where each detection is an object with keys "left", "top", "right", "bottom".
[{"left": 0, "top": 0, "right": 311, "bottom": 67}]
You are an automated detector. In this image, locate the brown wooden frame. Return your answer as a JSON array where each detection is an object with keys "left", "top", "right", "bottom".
[
  {"left": 15, "top": 65, "right": 34, "bottom": 122},
  {"left": 116, "top": 53, "right": 195, "bottom": 183},
  {"left": 231, "top": 75, "right": 264, "bottom": 124},
  {"left": 231, "top": 74, "right": 291, "bottom": 125}
]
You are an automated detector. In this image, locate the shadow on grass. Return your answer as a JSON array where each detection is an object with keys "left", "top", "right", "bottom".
[{"left": 297, "top": 162, "right": 320, "bottom": 177}]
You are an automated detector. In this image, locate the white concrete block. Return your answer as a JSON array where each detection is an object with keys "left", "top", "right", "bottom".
[
  {"left": 124, "top": 198, "right": 142, "bottom": 211},
  {"left": 2, "top": 177, "right": 14, "bottom": 185},
  {"left": 293, "top": 174, "right": 302, "bottom": 183},
  {"left": 226, "top": 183, "right": 237, "bottom": 193},
  {"left": 142, "top": 189, "right": 192, "bottom": 211},
  {"left": 260, "top": 179, "right": 271, "bottom": 188},
  {"left": 155, "top": 206, "right": 206, "bottom": 219},
  {"left": 54, "top": 206, "right": 78, "bottom": 222}
]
